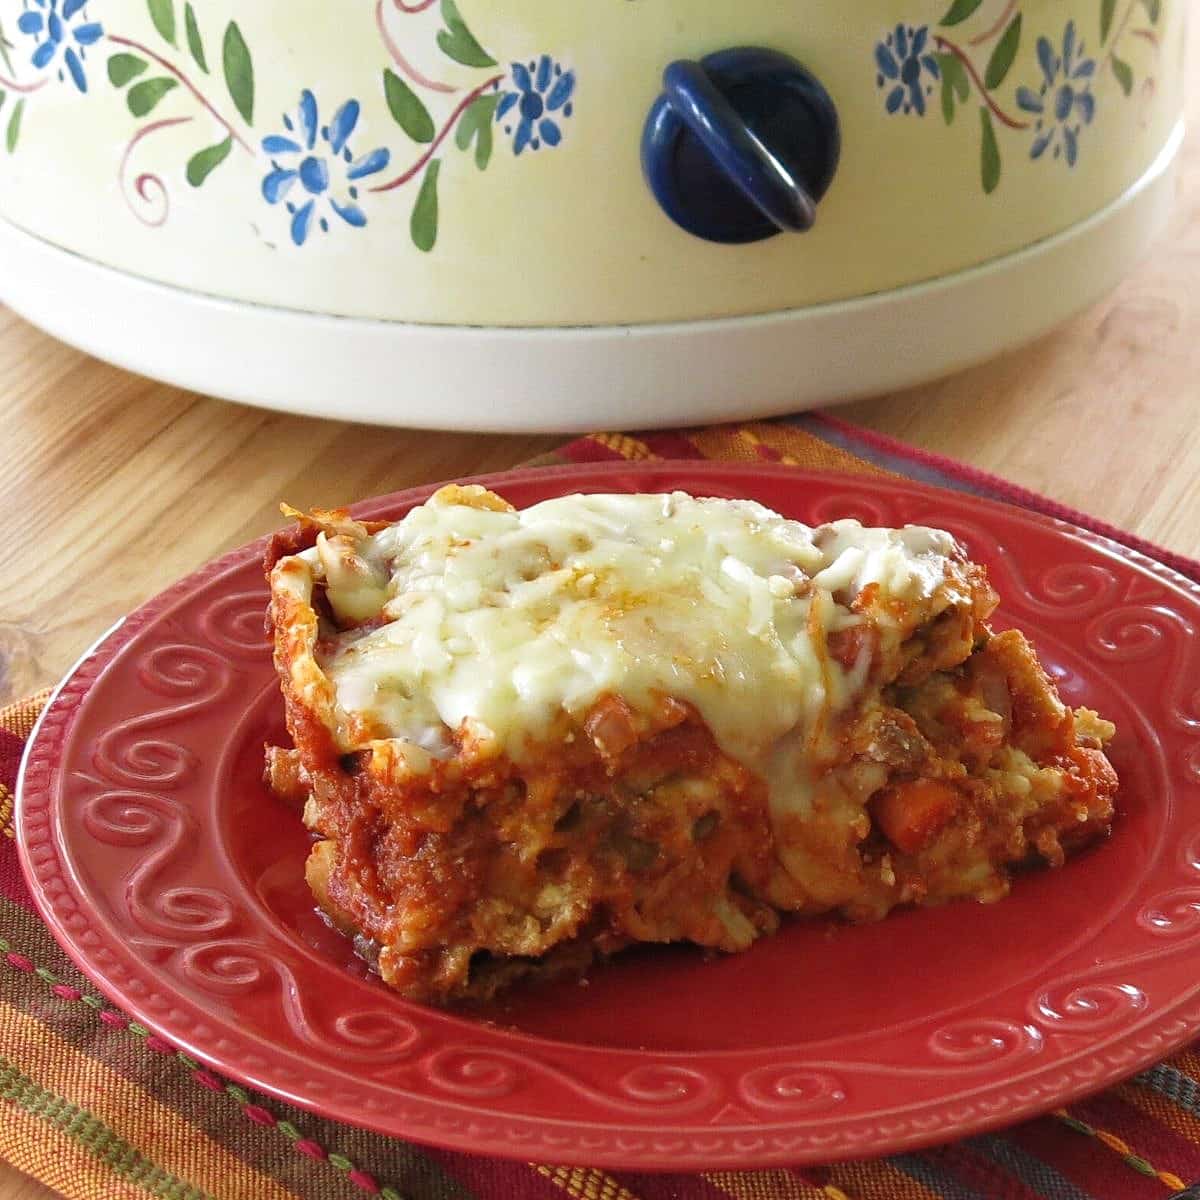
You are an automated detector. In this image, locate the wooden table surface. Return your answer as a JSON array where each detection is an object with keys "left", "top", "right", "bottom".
[{"left": 0, "top": 27, "right": 1197, "bottom": 1199}]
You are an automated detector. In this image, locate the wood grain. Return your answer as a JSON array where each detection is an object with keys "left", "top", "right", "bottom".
[
  {"left": 0, "top": 21, "right": 1196, "bottom": 1199},
  {"left": 0, "top": 324, "right": 559, "bottom": 702}
]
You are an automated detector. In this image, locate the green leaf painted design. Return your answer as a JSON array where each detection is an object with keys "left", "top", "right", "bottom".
[
  {"left": 939, "top": 0, "right": 984, "bottom": 27},
  {"left": 107, "top": 53, "right": 149, "bottom": 87},
  {"left": 465, "top": 117, "right": 489, "bottom": 169},
  {"left": 437, "top": 0, "right": 497, "bottom": 68},
  {"left": 1100, "top": 0, "right": 1118, "bottom": 41},
  {"left": 984, "top": 14, "right": 1022, "bottom": 89},
  {"left": 186, "top": 136, "right": 232, "bottom": 186},
  {"left": 411, "top": 159, "right": 441, "bottom": 252},
  {"left": 127, "top": 76, "right": 178, "bottom": 117},
  {"left": 383, "top": 69, "right": 434, "bottom": 143},
  {"left": 222, "top": 21, "right": 254, "bottom": 124},
  {"left": 147, "top": 0, "right": 176, "bottom": 46},
  {"left": 950, "top": 58, "right": 969, "bottom": 101},
  {"left": 940, "top": 75, "right": 956, "bottom": 124},
  {"left": 980, "top": 107, "right": 1000, "bottom": 194},
  {"left": 5, "top": 99, "right": 22, "bottom": 154},
  {"left": 1111, "top": 55, "right": 1134, "bottom": 95},
  {"left": 454, "top": 93, "right": 499, "bottom": 168},
  {"left": 0, "top": 90, "right": 5, "bottom": 119},
  {"left": 1141, "top": 0, "right": 1162, "bottom": 22},
  {"left": 935, "top": 52, "right": 968, "bottom": 124},
  {"left": 472, "top": 104, "right": 496, "bottom": 169},
  {"left": 185, "top": 4, "right": 208, "bottom": 73}
]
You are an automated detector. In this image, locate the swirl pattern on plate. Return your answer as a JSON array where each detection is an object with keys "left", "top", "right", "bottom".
[{"left": 17, "top": 463, "right": 1200, "bottom": 1168}]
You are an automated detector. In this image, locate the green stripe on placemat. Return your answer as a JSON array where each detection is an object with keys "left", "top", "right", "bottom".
[{"left": 0, "top": 1054, "right": 212, "bottom": 1200}]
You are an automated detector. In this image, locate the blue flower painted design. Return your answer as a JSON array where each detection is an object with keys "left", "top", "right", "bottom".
[
  {"left": 1016, "top": 20, "right": 1096, "bottom": 166},
  {"left": 260, "top": 90, "right": 391, "bottom": 247},
  {"left": 17, "top": 0, "right": 103, "bottom": 93},
  {"left": 494, "top": 55, "right": 574, "bottom": 155},
  {"left": 875, "top": 24, "right": 940, "bottom": 117}
]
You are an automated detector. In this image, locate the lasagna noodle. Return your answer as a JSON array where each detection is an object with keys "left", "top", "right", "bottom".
[{"left": 265, "top": 486, "right": 1117, "bottom": 1002}]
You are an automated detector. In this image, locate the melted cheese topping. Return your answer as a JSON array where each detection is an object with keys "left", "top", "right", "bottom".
[{"left": 303, "top": 489, "right": 963, "bottom": 811}]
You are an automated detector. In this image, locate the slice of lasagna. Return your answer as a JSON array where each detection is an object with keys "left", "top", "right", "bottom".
[{"left": 264, "top": 486, "right": 1117, "bottom": 1003}]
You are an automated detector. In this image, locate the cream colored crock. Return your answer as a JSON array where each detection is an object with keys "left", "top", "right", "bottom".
[{"left": 0, "top": 0, "right": 1186, "bottom": 428}]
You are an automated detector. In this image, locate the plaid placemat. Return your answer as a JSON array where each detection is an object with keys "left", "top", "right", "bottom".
[{"left": 4, "top": 413, "right": 1200, "bottom": 1200}]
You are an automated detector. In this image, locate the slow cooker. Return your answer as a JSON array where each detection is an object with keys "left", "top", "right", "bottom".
[{"left": 0, "top": 0, "right": 1186, "bottom": 430}]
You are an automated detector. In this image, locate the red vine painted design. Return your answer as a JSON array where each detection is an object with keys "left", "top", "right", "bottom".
[
  {"left": 118, "top": 115, "right": 193, "bottom": 226},
  {"left": 367, "top": 1, "right": 576, "bottom": 250},
  {"left": 107, "top": 33, "right": 252, "bottom": 153},
  {"left": 370, "top": 72, "right": 502, "bottom": 192},
  {"left": 933, "top": 34, "right": 1029, "bottom": 129},
  {"left": 0, "top": 1, "right": 577, "bottom": 254},
  {"left": 374, "top": 0, "right": 456, "bottom": 95},
  {"left": 876, "top": 0, "right": 1167, "bottom": 194},
  {"left": 0, "top": 68, "right": 46, "bottom": 93},
  {"left": 969, "top": 0, "right": 1018, "bottom": 45}
]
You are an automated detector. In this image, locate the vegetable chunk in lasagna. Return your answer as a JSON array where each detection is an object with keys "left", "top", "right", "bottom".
[{"left": 265, "top": 486, "right": 1117, "bottom": 1003}]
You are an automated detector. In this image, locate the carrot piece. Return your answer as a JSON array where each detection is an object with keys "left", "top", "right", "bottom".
[{"left": 872, "top": 779, "right": 961, "bottom": 853}]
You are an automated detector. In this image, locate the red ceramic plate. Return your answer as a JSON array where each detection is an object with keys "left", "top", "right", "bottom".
[{"left": 17, "top": 463, "right": 1200, "bottom": 1170}]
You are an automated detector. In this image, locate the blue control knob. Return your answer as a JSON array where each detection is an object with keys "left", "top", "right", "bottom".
[{"left": 641, "top": 47, "right": 841, "bottom": 244}]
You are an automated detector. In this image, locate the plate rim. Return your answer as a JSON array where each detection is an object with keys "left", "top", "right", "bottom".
[{"left": 16, "top": 461, "right": 1200, "bottom": 1169}]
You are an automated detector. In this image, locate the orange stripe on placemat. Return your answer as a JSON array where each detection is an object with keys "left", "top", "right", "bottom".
[
  {"left": 1171, "top": 1048, "right": 1200, "bottom": 1080},
  {"left": 0, "top": 690, "right": 51, "bottom": 739},
  {"left": 682, "top": 424, "right": 889, "bottom": 478},
  {"left": 1119, "top": 1077, "right": 1200, "bottom": 1149},
  {"left": 825, "top": 1158, "right": 944, "bottom": 1200},
  {"left": 0, "top": 1003, "right": 300, "bottom": 1200},
  {"left": 588, "top": 433, "right": 661, "bottom": 461},
  {"left": 0, "top": 1100, "right": 157, "bottom": 1200},
  {"left": 534, "top": 1163, "right": 645, "bottom": 1199},
  {"left": 704, "top": 1167, "right": 830, "bottom": 1198},
  {"left": 744, "top": 424, "right": 893, "bottom": 477}
]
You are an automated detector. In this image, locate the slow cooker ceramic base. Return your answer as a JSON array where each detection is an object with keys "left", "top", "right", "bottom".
[{"left": 0, "top": 122, "right": 1182, "bottom": 433}]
